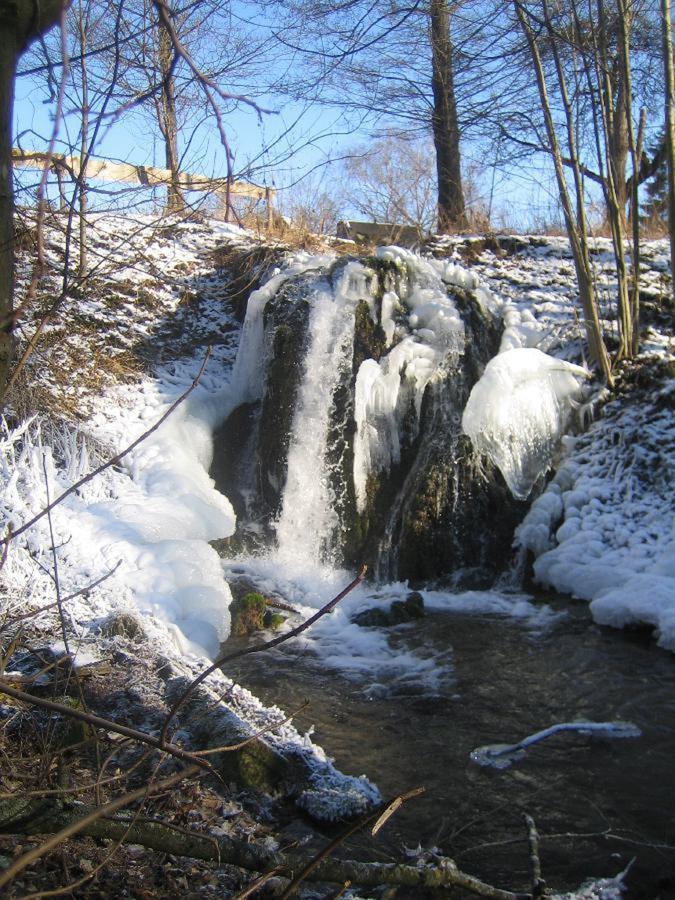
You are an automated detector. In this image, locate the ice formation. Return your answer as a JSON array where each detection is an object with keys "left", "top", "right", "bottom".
[
  {"left": 516, "top": 383, "right": 675, "bottom": 649},
  {"left": 470, "top": 720, "right": 641, "bottom": 769},
  {"left": 352, "top": 248, "right": 465, "bottom": 512},
  {"left": 462, "top": 347, "right": 588, "bottom": 499},
  {"left": 276, "top": 262, "right": 372, "bottom": 566}
]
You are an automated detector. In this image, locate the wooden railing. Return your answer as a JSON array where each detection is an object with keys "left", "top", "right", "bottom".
[{"left": 12, "top": 149, "right": 273, "bottom": 205}]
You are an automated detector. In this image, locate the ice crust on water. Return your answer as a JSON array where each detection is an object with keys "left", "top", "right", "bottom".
[
  {"left": 462, "top": 347, "right": 588, "bottom": 499},
  {"left": 470, "top": 720, "right": 641, "bottom": 770}
]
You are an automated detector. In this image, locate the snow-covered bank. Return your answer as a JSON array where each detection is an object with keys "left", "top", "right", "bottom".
[
  {"left": 516, "top": 365, "right": 675, "bottom": 649},
  {"left": 453, "top": 234, "right": 673, "bottom": 648}
]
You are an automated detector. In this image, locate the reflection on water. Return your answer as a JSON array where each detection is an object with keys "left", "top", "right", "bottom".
[{"left": 226, "top": 601, "right": 675, "bottom": 898}]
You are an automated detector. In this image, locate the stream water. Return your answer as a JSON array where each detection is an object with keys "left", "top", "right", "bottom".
[{"left": 227, "top": 598, "right": 675, "bottom": 898}]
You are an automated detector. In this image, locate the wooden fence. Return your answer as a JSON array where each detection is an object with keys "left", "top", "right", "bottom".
[{"left": 12, "top": 149, "right": 274, "bottom": 217}]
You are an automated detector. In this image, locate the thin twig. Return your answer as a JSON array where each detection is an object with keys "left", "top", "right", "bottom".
[
  {"left": 0, "top": 681, "right": 215, "bottom": 775},
  {"left": 0, "top": 763, "right": 201, "bottom": 891},
  {"left": 5, "top": 561, "right": 123, "bottom": 623},
  {"left": 232, "top": 866, "right": 285, "bottom": 899},
  {"left": 192, "top": 702, "right": 309, "bottom": 755},
  {"left": 523, "top": 814, "right": 546, "bottom": 898},
  {"left": 279, "top": 786, "right": 425, "bottom": 899}
]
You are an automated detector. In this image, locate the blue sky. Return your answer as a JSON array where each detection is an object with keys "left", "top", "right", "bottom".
[{"left": 12, "top": 6, "right": 566, "bottom": 231}]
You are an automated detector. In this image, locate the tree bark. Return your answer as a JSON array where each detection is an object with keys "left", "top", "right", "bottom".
[
  {"left": 0, "top": 0, "right": 67, "bottom": 406},
  {"left": 0, "top": 797, "right": 528, "bottom": 899},
  {"left": 515, "top": 0, "right": 614, "bottom": 385},
  {"left": 78, "top": 0, "right": 89, "bottom": 277},
  {"left": 157, "top": 13, "right": 183, "bottom": 214},
  {"left": 430, "top": 0, "right": 466, "bottom": 233},
  {"left": 663, "top": 0, "right": 675, "bottom": 301}
]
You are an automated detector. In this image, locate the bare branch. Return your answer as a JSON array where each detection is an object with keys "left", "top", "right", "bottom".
[{"left": 159, "top": 565, "right": 367, "bottom": 746}]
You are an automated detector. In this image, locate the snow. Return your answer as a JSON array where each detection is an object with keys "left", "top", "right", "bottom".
[
  {"left": 2, "top": 218, "right": 674, "bottom": 834},
  {"left": 275, "top": 264, "right": 364, "bottom": 565},
  {"left": 351, "top": 248, "right": 465, "bottom": 512},
  {"left": 470, "top": 720, "right": 641, "bottom": 769},
  {"left": 515, "top": 376, "right": 675, "bottom": 649},
  {"left": 462, "top": 347, "right": 589, "bottom": 499}
]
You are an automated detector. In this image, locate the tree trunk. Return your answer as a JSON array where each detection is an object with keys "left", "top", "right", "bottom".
[
  {"left": 663, "top": 0, "right": 675, "bottom": 301},
  {"left": 608, "top": 63, "right": 630, "bottom": 224},
  {"left": 157, "top": 16, "right": 183, "bottom": 214},
  {"left": 515, "top": 0, "right": 614, "bottom": 385},
  {"left": 429, "top": 0, "right": 466, "bottom": 233},
  {"left": 0, "top": 0, "right": 66, "bottom": 406},
  {"left": 78, "top": 1, "right": 89, "bottom": 278}
]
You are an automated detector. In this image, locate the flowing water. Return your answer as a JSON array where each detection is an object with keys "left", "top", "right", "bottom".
[
  {"left": 214, "top": 251, "right": 675, "bottom": 896},
  {"left": 227, "top": 600, "right": 675, "bottom": 898}
]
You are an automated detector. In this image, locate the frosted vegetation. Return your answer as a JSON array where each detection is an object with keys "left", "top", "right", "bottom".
[
  {"left": 1, "top": 214, "right": 673, "bottom": 893},
  {"left": 2, "top": 218, "right": 673, "bottom": 669}
]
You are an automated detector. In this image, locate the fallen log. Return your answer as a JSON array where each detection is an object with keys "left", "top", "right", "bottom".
[{"left": 0, "top": 797, "right": 529, "bottom": 899}]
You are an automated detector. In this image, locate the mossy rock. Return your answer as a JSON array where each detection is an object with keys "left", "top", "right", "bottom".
[
  {"left": 165, "top": 678, "right": 287, "bottom": 793},
  {"left": 404, "top": 591, "right": 425, "bottom": 617},
  {"left": 352, "top": 592, "right": 425, "bottom": 628},
  {"left": 264, "top": 611, "right": 286, "bottom": 631},
  {"left": 351, "top": 607, "right": 391, "bottom": 627},
  {"left": 99, "top": 612, "right": 145, "bottom": 641},
  {"left": 230, "top": 593, "right": 267, "bottom": 636},
  {"left": 57, "top": 697, "right": 97, "bottom": 748}
]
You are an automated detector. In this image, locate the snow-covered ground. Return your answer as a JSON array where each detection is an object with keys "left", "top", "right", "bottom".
[
  {"left": 2, "top": 215, "right": 674, "bottom": 740},
  {"left": 449, "top": 236, "right": 674, "bottom": 650},
  {"left": 2, "top": 213, "right": 670, "bottom": 900}
]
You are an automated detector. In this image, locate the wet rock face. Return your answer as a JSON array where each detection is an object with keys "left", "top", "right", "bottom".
[
  {"left": 210, "top": 274, "right": 312, "bottom": 535},
  {"left": 390, "top": 294, "right": 530, "bottom": 584}
]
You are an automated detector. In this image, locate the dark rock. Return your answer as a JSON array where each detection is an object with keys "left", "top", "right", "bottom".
[
  {"left": 352, "top": 607, "right": 391, "bottom": 627},
  {"left": 404, "top": 591, "right": 425, "bottom": 618},
  {"left": 352, "top": 592, "right": 425, "bottom": 628}
]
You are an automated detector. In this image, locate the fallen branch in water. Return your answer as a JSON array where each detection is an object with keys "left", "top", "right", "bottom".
[
  {"left": 523, "top": 814, "right": 546, "bottom": 899},
  {"left": 0, "top": 795, "right": 530, "bottom": 899},
  {"left": 470, "top": 721, "right": 641, "bottom": 769}
]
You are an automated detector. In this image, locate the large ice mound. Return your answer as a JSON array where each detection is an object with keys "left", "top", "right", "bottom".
[{"left": 462, "top": 347, "right": 588, "bottom": 499}]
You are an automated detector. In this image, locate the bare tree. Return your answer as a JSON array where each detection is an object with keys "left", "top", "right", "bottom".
[
  {"left": 662, "top": 0, "right": 675, "bottom": 296},
  {"left": 514, "top": 0, "right": 614, "bottom": 383},
  {"left": 341, "top": 137, "right": 438, "bottom": 231},
  {"left": 0, "top": 0, "right": 66, "bottom": 405},
  {"left": 430, "top": 0, "right": 466, "bottom": 229},
  {"left": 266, "top": 0, "right": 492, "bottom": 232}
]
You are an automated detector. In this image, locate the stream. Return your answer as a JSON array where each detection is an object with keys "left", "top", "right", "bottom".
[{"left": 226, "top": 597, "right": 675, "bottom": 898}]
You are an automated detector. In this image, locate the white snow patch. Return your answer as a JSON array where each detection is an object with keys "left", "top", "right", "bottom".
[{"left": 516, "top": 382, "right": 675, "bottom": 648}]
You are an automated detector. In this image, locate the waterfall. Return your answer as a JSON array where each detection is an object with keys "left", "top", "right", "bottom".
[
  {"left": 211, "top": 248, "right": 531, "bottom": 584},
  {"left": 275, "top": 263, "right": 374, "bottom": 567}
]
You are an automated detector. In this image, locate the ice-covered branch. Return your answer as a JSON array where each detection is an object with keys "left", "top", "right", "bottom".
[{"left": 471, "top": 721, "right": 641, "bottom": 769}]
